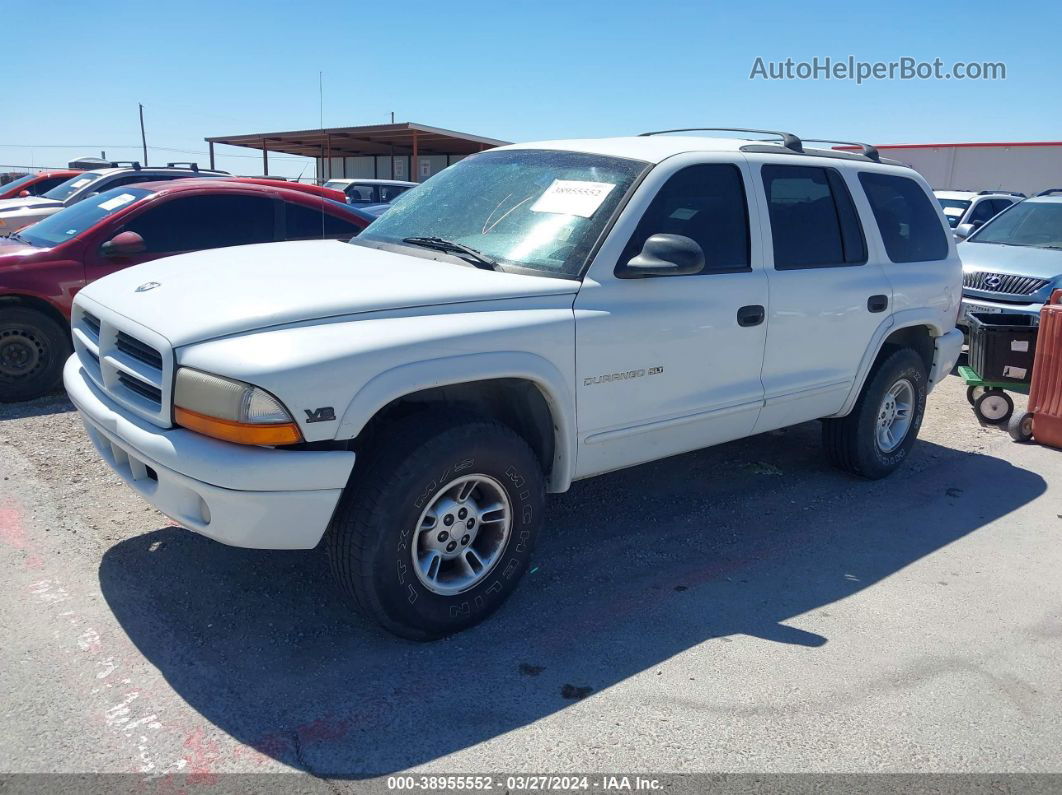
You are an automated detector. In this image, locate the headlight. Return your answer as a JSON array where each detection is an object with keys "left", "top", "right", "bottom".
[{"left": 173, "top": 368, "right": 302, "bottom": 445}]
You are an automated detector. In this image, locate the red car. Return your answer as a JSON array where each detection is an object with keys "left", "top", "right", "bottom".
[
  {"left": 0, "top": 179, "right": 373, "bottom": 401},
  {"left": 225, "top": 177, "right": 347, "bottom": 203},
  {"left": 0, "top": 170, "right": 84, "bottom": 200}
]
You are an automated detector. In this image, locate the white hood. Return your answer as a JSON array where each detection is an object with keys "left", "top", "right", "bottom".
[{"left": 77, "top": 239, "right": 579, "bottom": 347}]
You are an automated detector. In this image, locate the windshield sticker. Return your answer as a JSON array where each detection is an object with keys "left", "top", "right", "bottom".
[
  {"left": 942, "top": 207, "right": 963, "bottom": 216},
  {"left": 97, "top": 193, "right": 137, "bottom": 211},
  {"left": 531, "top": 180, "right": 616, "bottom": 218},
  {"left": 70, "top": 178, "right": 92, "bottom": 189}
]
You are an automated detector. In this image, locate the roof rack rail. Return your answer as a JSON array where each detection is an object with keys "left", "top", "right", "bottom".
[
  {"left": 979, "top": 189, "right": 1026, "bottom": 197},
  {"left": 166, "top": 161, "right": 200, "bottom": 171},
  {"left": 639, "top": 127, "right": 804, "bottom": 153},
  {"left": 108, "top": 160, "right": 141, "bottom": 170},
  {"left": 803, "top": 138, "right": 880, "bottom": 162},
  {"left": 1036, "top": 188, "right": 1062, "bottom": 197}
]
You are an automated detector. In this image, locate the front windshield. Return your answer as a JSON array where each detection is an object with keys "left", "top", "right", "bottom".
[
  {"left": 1, "top": 174, "right": 37, "bottom": 194},
  {"left": 968, "top": 201, "right": 1062, "bottom": 249},
  {"left": 357, "top": 149, "right": 649, "bottom": 277},
  {"left": 43, "top": 172, "right": 104, "bottom": 202},
  {"left": 16, "top": 187, "right": 151, "bottom": 248},
  {"left": 937, "top": 198, "right": 971, "bottom": 228}
]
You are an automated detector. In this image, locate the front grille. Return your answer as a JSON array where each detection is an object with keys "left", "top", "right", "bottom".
[
  {"left": 964, "top": 271, "right": 1050, "bottom": 296},
  {"left": 117, "top": 372, "right": 162, "bottom": 404},
  {"left": 71, "top": 303, "right": 173, "bottom": 427},
  {"left": 116, "top": 332, "right": 163, "bottom": 369}
]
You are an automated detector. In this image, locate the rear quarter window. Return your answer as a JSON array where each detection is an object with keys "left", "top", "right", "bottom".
[{"left": 858, "top": 172, "right": 949, "bottom": 262}]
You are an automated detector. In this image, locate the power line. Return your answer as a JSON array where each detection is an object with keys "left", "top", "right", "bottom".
[{"left": 0, "top": 143, "right": 309, "bottom": 160}]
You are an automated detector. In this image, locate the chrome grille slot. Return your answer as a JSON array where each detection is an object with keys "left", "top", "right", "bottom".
[
  {"left": 964, "top": 271, "right": 1050, "bottom": 296},
  {"left": 82, "top": 311, "right": 101, "bottom": 339},
  {"left": 117, "top": 372, "right": 163, "bottom": 404},
  {"left": 116, "top": 332, "right": 163, "bottom": 370}
]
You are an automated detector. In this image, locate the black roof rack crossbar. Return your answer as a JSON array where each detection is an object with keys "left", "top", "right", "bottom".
[
  {"left": 108, "top": 160, "right": 141, "bottom": 170},
  {"left": 803, "top": 139, "right": 880, "bottom": 162},
  {"left": 1036, "top": 188, "right": 1062, "bottom": 197},
  {"left": 639, "top": 127, "right": 803, "bottom": 153},
  {"left": 978, "top": 189, "right": 1026, "bottom": 197},
  {"left": 166, "top": 161, "right": 200, "bottom": 171}
]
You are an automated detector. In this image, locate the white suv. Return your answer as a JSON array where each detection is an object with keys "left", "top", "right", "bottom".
[
  {"left": 65, "top": 128, "right": 963, "bottom": 639},
  {"left": 934, "top": 189, "right": 1023, "bottom": 239}
]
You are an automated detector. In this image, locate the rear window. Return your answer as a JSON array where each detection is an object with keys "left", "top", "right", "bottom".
[{"left": 860, "top": 173, "right": 949, "bottom": 262}]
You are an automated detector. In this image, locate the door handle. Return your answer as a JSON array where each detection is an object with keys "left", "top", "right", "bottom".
[
  {"left": 736, "top": 304, "right": 765, "bottom": 327},
  {"left": 867, "top": 294, "right": 889, "bottom": 313}
]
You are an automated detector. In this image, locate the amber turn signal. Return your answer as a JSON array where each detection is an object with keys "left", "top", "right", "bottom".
[{"left": 174, "top": 406, "right": 303, "bottom": 446}]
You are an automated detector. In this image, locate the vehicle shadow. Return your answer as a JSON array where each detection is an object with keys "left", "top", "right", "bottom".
[
  {"left": 98, "top": 422, "right": 1045, "bottom": 777},
  {"left": 0, "top": 392, "right": 74, "bottom": 422}
]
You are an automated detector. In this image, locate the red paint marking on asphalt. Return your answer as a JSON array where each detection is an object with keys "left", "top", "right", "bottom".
[
  {"left": 0, "top": 501, "right": 27, "bottom": 550},
  {"left": 182, "top": 728, "right": 222, "bottom": 786}
]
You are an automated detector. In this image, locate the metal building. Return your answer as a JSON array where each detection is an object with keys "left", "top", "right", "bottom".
[
  {"left": 869, "top": 141, "right": 1062, "bottom": 196},
  {"left": 205, "top": 122, "right": 509, "bottom": 183}
]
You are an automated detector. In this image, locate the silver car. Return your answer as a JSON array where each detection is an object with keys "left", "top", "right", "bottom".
[
  {"left": 0, "top": 162, "right": 229, "bottom": 236},
  {"left": 958, "top": 195, "right": 1062, "bottom": 327}
]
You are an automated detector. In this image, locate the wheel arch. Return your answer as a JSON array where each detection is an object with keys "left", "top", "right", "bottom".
[
  {"left": 832, "top": 317, "right": 942, "bottom": 417},
  {"left": 0, "top": 293, "right": 70, "bottom": 333},
  {"left": 335, "top": 352, "right": 576, "bottom": 492}
]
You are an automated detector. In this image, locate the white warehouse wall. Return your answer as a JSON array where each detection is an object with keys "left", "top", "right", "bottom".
[{"left": 878, "top": 144, "right": 1062, "bottom": 196}]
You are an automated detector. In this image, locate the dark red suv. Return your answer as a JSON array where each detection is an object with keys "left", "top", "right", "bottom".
[{"left": 0, "top": 179, "right": 373, "bottom": 401}]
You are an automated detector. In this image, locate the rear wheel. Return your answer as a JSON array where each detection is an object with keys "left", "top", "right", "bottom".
[
  {"left": 0, "top": 307, "right": 70, "bottom": 403},
  {"left": 822, "top": 348, "right": 927, "bottom": 479},
  {"left": 327, "top": 411, "right": 545, "bottom": 640}
]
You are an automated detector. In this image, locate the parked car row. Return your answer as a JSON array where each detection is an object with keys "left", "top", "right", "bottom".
[{"left": 0, "top": 172, "right": 374, "bottom": 401}]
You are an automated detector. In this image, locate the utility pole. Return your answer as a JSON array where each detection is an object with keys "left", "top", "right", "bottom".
[
  {"left": 391, "top": 111, "right": 395, "bottom": 124},
  {"left": 138, "top": 103, "right": 148, "bottom": 166}
]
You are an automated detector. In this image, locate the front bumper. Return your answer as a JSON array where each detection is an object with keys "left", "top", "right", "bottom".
[
  {"left": 929, "top": 328, "right": 964, "bottom": 390},
  {"left": 960, "top": 295, "right": 1043, "bottom": 325},
  {"left": 64, "top": 356, "right": 355, "bottom": 549}
]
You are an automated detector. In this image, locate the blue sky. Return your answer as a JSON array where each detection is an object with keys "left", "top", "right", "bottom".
[{"left": 4, "top": 0, "right": 1059, "bottom": 179}]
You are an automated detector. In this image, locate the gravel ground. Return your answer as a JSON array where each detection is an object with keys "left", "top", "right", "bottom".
[{"left": 0, "top": 371, "right": 1060, "bottom": 783}]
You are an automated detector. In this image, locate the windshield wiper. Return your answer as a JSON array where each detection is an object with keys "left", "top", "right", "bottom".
[{"left": 401, "top": 236, "right": 498, "bottom": 270}]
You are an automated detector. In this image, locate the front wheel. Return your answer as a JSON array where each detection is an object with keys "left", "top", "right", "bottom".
[
  {"left": 822, "top": 348, "right": 927, "bottom": 479},
  {"left": 327, "top": 411, "right": 545, "bottom": 640},
  {"left": 0, "top": 307, "right": 70, "bottom": 403}
]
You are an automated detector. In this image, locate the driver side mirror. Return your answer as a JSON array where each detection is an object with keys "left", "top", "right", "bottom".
[
  {"left": 616, "top": 234, "right": 705, "bottom": 278},
  {"left": 955, "top": 222, "right": 978, "bottom": 240},
  {"left": 101, "top": 231, "right": 146, "bottom": 259},
  {"left": 18, "top": 190, "right": 30, "bottom": 198}
]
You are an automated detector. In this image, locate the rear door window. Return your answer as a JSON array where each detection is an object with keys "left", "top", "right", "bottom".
[
  {"left": 858, "top": 172, "right": 949, "bottom": 262},
  {"left": 122, "top": 194, "right": 277, "bottom": 254},
  {"left": 762, "top": 164, "right": 866, "bottom": 269}
]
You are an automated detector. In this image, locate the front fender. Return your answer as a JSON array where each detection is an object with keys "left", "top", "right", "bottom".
[{"left": 335, "top": 351, "right": 577, "bottom": 492}]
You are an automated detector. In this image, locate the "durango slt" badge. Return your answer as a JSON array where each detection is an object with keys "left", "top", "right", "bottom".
[{"left": 584, "top": 366, "right": 663, "bottom": 387}]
